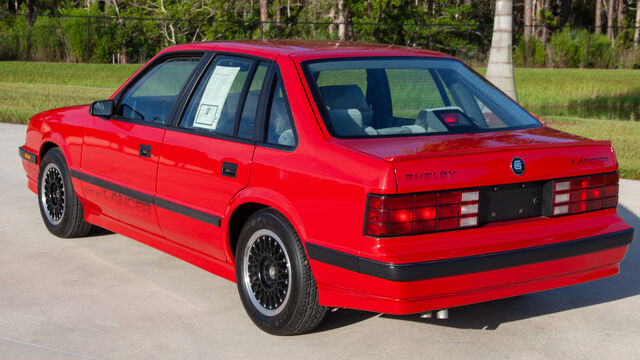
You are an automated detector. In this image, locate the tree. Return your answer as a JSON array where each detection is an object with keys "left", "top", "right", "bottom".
[
  {"left": 486, "top": 0, "right": 517, "bottom": 100},
  {"left": 635, "top": 0, "right": 640, "bottom": 51},
  {"left": 596, "top": 0, "right": 602, "bottom": 33},
  {"left": 524, "top": 0, "right": 533, "bottom": 40},
  {"left": 607, "top": 0, "right": 615, "bottom": 40},
  {"left": 260, "top": 0, "right": 268, "bottom": 34}
]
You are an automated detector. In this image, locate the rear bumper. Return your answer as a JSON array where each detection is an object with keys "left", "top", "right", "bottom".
[
  {"left": 307, "top": 228, "right": 633, "bottom": 282},
  {"left": 308, "top": 226, "right": 634, "bottom": 314}
]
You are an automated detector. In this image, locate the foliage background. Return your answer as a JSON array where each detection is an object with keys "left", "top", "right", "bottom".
[{"left": 1, "top": 0, "right": 639, "bottom": 67}]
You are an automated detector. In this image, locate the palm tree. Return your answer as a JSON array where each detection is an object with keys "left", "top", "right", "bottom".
[{"left": 485, "top": 0, "right": 518, "bottom": 101}]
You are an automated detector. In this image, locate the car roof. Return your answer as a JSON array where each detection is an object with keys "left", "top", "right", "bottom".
[{"left": 161, "top": 40, "right": 452, "bottom": 62}]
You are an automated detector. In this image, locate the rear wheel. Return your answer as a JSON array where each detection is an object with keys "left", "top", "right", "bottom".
[
  {"left": 38, "top": 148, "right": 92, "bottom": 238},
  {"left": 235, "top": 209, "right": 327, "bottom": 335}
]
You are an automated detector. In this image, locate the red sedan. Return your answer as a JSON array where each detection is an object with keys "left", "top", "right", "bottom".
[{"left": 19, "top": 40, "right": 634, "bottom": 335}]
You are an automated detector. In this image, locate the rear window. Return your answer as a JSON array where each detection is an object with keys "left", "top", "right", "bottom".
[{"left": 302, "top": 58, "right": 541, "bottom": 138}]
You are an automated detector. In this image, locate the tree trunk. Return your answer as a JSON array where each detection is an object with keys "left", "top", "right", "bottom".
[
  {"left": 260, "top": 0, "right": 269, "bottom": 35},
  {"left": 524, "top": 0, "right": 533, "bottom": 40},
  {"left": 540, "top": 0, "right": 550, "bottom": 43},
  {"left": 596, "top": 0, "right": 602, "bottom": 33},
  {"left": 607, "top": 0, "right": 615, "bottom": 41},
  {"left": 635, "top": 0, "right": 640, "bottom": 51},
  {"left": 328, "top": 3, "right": 336, "bottom": 36},
  {"left": 616, "top": 0, "right": 624, "bottom": 37},
  {"left": 486, "top": 0, "right": 517, "bottom": 101},
  {"left": 337, "top": 0, "right": 346, "bottom": 41}
]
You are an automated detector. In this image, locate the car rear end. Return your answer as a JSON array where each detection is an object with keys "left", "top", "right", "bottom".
[{"left": 296, "top": 52, "right": 634, "bottom": 315}]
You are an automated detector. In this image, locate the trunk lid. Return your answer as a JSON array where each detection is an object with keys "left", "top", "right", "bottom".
[{"left": 335, "top": 126, "right": 617, "bottom": 193}]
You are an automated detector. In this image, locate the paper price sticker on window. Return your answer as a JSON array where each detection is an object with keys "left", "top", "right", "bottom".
[{"left": 193, "top": 65, "right": 240, "bottom": 130}]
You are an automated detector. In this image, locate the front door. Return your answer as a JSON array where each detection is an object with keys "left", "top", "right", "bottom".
[
  {"left": 156, "top": 56, "right": 270, "bottom": 260},
  {"left": 80, "top": 56, "right": 202, "bottom": 235}
]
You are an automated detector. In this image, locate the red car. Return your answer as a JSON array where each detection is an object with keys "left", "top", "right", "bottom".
[{"left": 19, "top": 40, "right": 634, "bottom": 335}]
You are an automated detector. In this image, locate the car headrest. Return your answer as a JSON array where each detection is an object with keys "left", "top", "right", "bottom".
[{"left": 319, "top": 85, "right": 369, "bottom": 110}]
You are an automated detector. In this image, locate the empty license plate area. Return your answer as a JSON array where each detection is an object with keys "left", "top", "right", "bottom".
[{"left": 480, "top": 181, "right": 545, "bottom": 223}]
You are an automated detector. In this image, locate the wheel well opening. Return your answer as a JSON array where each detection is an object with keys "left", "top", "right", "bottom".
[
  {"left": 39, "top": 142, "right": 58, "bottom": 162},
  {"left": 228, "top": 203, "right": 268, "bottom": 260}
]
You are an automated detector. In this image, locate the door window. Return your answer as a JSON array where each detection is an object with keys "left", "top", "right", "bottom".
[
  {"left": 180, "top": 56, "right": 253, "bottom": 135},
  {"left": 116, "top": 57, "right": 200, "bottom": 124}
]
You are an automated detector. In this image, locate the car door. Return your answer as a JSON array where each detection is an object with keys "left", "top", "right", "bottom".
[
  {"left": 155, "top": 55, "right": 271, "bottom": 260},
  {"left": 80, "top": 54, "right": 204, "bottom": 235}
]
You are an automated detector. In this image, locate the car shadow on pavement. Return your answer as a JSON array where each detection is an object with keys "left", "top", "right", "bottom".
[
  {"left": 319, "top": 204, "right": 640, "bottom": 332},
  {"left": 87, "top": 225, "right": 114, "bottom": 237},
  {"left": 311, "top": 308, "right": 379, "bottom": 333}
]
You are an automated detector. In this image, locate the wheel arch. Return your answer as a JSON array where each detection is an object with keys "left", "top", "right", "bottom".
[
  {"left": 39, "top": 141, "right": 60, "bottom": 162},
  {"left": 39, "top": 131, "right": 73, "bottom": 168},
  {"left": 224, "top": 187, "right": 308, "bottom": 264}
]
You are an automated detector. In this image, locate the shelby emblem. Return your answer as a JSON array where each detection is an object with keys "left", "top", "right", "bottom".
[{"left": 511, "top": 157, "right": 525, "bottom": 176}]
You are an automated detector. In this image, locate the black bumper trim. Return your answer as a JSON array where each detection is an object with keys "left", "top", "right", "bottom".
[
  {"left": 70, "top": 169, "right": 221, "bottom": 227},
  {"left": 306, "top": 228, "right": 634, "bottom": 282},
  {"left": 19, "top": 146, "right": 37, "bottom": 165}
]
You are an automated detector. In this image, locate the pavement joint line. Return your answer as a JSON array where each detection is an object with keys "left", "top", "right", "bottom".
[{"left": 0, "top": 336, "right": 103, "bottom": 360}]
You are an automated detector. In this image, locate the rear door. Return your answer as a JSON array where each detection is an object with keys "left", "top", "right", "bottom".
[
  {"left": 155, "top": 54, "right": 271, "bottom": 260},
  {"left": 80, "top": 54, "right": 203, "bottom": 235}
]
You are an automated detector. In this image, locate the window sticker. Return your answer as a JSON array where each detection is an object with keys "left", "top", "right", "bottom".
[{"left": 193, "top": 65, "right": 240, "bottom": 130}]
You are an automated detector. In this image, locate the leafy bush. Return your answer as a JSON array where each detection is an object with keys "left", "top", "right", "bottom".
[
  {"left": 31, "top": 16, "right": 65, "bottom": 61},
  {"left": 514, "top": 36, "right": 546, "bottom": 67},
  {"left": 548, "top": 27, "right": 614, "bottom": 68}
]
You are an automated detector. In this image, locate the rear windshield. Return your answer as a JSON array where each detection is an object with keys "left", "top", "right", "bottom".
[{"left": 302, "top": 57, "right": 541, "bottom": 138}]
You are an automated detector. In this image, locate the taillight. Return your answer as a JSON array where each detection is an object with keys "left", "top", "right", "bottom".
[
  {"left": 550, "top": 172, "right": 618, "bottom": 216},
  {"left": 365, "top": 189, "right": 480, "bottom": 237}
]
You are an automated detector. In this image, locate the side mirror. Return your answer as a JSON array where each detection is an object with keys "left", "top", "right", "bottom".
[{"left": 90, "top": 100, "right": 114, "bottom": 117}]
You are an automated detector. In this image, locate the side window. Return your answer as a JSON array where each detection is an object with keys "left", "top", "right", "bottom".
[
  {"left": 266, "top": 77, "right": 295, "bottom": 147},
  {"left": 117, "top": 57, "right": 200, "bottom": 124},
  {"left": 180, "top": 56, "right": 253, "bottom": 135},
  {"left": 237, "top": 61, "right": 269, "bottom": 140}
]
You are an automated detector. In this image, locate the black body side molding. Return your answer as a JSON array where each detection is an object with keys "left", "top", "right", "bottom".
[{"left": 70, "top": 169, "right": 222, "bottom": 227}]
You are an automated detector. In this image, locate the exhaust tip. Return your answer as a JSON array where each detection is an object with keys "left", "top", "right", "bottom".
[
  {"left": 436, "top": 309, "right": 449, "bottom": 319},
  {"left": 419, "top": 309, "right": 449, "bottom": 320}
]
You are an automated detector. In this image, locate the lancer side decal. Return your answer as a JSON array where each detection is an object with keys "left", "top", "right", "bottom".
[{"left": 70, "top": 169, "right": 221, "bottom": 227}]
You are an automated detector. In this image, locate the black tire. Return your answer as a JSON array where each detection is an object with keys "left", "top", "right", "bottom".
[
  {"left": 235, "top": 208, "right": 327, "bottom": 335},
  {"left": 37, "top": 148, "right": 92, "bottom": 238}
]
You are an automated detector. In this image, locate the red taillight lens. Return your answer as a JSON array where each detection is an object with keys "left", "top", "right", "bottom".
[
  {"left": 551, "top": 172, "right": 618, "bottom": 216},
  {"left": 365, "top": 190, "right": 480, "bottom": 237}
]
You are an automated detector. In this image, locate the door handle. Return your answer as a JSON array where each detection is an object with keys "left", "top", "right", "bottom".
[
  {"left": 221, "top": 162, "right": 238, "bottom": 178},
  {"left": 139, "top": 144, "right": 152, "bottom": 158}
]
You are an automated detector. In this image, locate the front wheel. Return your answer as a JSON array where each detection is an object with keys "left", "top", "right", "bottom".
[
  {"left": 235, "top": 209, "right": 327, "bottom": 335},
  {"left": 37, "top": 148, "right": 92, "bottom": 238}
]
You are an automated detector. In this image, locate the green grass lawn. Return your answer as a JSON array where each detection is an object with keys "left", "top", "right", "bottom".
[
  {"left": 0, "top": 62, "right": 140, "bottom": 124},
  {"left": 1, "top": 61, "right": 638, "bottom": 178}
]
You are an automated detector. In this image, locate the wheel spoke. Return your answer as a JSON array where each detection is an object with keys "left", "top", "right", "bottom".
[
  {"left": 41, "top": 164, "right": 66, "bottom": 224},
  {"left": 243, "top": 230, "right": 292, "bottom": 315}
]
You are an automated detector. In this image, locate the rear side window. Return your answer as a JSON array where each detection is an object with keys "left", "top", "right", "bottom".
[
  {"left": 116, "top": 57, "right": 200, "bottom": 124},
  {"left": 265, "top": 77, "right": 295, "bottom": 147},
  {"left": 180, "top": 56, "right": 253, "bottom": 135},
  {"left": 237, "top": 61, "right": 269, "bottom": 140}
]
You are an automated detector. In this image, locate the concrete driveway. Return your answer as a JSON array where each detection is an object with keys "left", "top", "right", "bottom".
[{"left": 1, "top": 122, "right": 639, "bottom": 359}]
